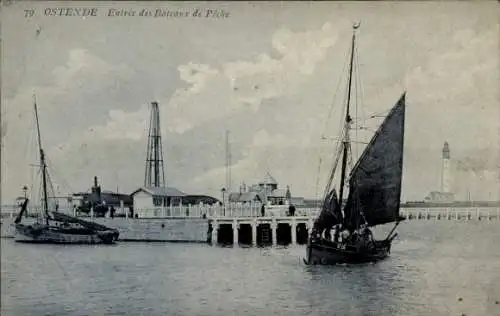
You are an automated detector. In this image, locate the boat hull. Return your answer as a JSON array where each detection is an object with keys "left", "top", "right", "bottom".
[
  {"left": 14, "top": 224, "right": 118, "bottom": 245},
  {"left": 304, "top": 239, "right": 391, "bottom": 265}
]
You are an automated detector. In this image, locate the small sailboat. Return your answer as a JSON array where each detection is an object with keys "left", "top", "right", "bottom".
[
  {"left": 13, "top": 95, "right": 119, "bottom": 244},
  {"left": 304, "top": 23, "right": 406, "bottom": 265}
]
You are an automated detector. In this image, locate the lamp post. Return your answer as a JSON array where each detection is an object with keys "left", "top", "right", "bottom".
[{"left": 221, "top": 187, "right": 226, "bottom": 216}]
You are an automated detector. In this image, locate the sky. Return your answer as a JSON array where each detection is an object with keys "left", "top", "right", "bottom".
[{"left": 1, "top": 1, "right": 499, "bottom": 203}]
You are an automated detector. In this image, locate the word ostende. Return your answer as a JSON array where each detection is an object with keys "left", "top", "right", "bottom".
[{"left": 44, "top": 7, "right": 98, "bottom": 17}]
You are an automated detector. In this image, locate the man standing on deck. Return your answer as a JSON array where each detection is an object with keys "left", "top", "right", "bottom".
[
  {"left": 356, "top": 226, "right": 374, "bottom": 250},
  {"left": 333, "top": 225, "right": 340, "bottom": 244}
]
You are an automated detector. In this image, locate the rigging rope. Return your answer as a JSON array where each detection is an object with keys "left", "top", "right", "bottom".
[
  {"left": 321, "top": 38, "right": 356, "bottom": 203},
  {"left": 45, "top": 156, "right": 75, "bottom": 197},
  {"left": 322, "top": 50, "right": 349, "bottom": 207},
  {"left": 314, "top": 39, "right": 351, "bottom": 209}
]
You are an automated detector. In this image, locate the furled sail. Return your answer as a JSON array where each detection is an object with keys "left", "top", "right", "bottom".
[
  {"left": 51, "top": 211, "right": 118, "bottom": 232},
  {"left": 313, "top": 188, "right": 342, "bottom": 233},
  {"left": 343, "top": 92, "right": 406, "bottom": 229}
]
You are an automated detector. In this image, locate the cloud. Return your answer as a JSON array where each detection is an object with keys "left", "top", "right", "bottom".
[
  {"left": 2, "top": 48, "right": 135, "bottom": 142},
  {"left": 178, "top": 63, "right": 219, "bottom": 94},
  {"left": 403, "top": 28, "right": 497, "bottom": 104},
  {"left": 187, "top": 24, "right": 499, "bottom": 200},
  {"left": 3, "top": 22, "right": 339, "bottom": 200},
  {"left": 1, "top": 49, "right": 136, "bottom": 198},
  {"left": 224, "top": 23, "right": 336, "bottom": 107},
  {"left": 394, "top": 25, "right": 499, "bottom": 157},
  {"left": 52, "top": 49, "right": 133, "bottom": 92},
  {"left": 85, "top": 23, "right": 338, "bottom": 143},
  {"left": 186, "top": 128, "right": 326, "bottom": 197},
  {"left": 3, "top": 6, "right": 498, "bottom": 203},
  {"left": 189, "top": 129, "right": 285, "bottom": 185}
]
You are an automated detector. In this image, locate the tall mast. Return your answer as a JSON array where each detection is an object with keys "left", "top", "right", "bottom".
[
  {"left": 338, "top": 22, "right": 359, "bottom": 212},
  {"left": 225, "top": 130, "right": 231, "bottom": 193},
  {"left": 33, "top": 93, "right": 49, "bottom": 224}
]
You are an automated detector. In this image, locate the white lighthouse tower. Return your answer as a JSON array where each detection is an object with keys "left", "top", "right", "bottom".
[
  {"left": 441, "top": 141, "right": 451, "bottom": 193},
  {"left": 425, "top": 141, "right": 455, "bottom": 203}
]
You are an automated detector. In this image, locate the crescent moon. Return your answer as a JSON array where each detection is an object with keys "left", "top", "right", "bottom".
[{"left": 353, "top": 22, "right": 361, "bottom": 29}]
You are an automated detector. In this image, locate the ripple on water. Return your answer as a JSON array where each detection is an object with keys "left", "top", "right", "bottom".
[{"left": 2, "top": 222, "right": 500, "bottom": 316}]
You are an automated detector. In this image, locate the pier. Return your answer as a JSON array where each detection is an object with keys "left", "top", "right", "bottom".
[
  {"left": 2, "top": 205, "right": 499, "bottom": 244},
  {"left": 210, "top": 216, "right": 312, "bottom": 246},
  {"left": 209, "top": 207, "right": 500, "bottom": 246}
]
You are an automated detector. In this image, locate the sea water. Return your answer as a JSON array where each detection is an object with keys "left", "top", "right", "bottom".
[{"left": 2, "top": 221, "right": 499, "bottom": 316}]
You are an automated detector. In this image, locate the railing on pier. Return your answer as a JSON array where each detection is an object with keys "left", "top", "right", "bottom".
[
  {"left": 1, "top": 204, "right": 500, "bottom": 221},
  {"left": 133, "top": 203, "right": 314, "bottom": 218}
]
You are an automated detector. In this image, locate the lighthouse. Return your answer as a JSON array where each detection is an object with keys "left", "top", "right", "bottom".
[{"left": 441, "top": 141, "right": 451, "bottom": 193}]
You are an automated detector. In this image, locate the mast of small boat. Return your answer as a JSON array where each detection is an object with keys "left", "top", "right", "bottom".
[
  {"left": 33, "top": 93, "right": 50, "bottom": 225},
  {"left": 338, "top": 23, "right": 359, "bottom": 215}
]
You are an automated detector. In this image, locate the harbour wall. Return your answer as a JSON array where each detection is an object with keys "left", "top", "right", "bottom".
[
  {"left": 2, "top": 207, "right": 499, "bottom": 243},
  {"left": 96, "top": 218, "right": 210, "bottom": 242},
  {"left": 0, "top": 217, "right": 210, "bottom": 242}
]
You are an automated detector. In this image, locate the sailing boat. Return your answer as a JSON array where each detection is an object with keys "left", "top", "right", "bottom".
[
  {"left": 13, "top": 95, "right": 120, "bottom": 244},
  {"left": 304, "top": 23, "right": 406, "bottom": 265}
]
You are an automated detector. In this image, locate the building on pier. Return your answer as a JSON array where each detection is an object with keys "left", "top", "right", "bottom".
[
  {"left": 71, "top": 176, "right": 133, "bottom": 215},
  {"left": 131, "top": 187, "right": 220, "bottom": 214},
  {"left": 228, "top": 172, "right": 303, "bottom": 206},
  {"left": 131, "top": 187, "right": 186, "bottom": 209}
]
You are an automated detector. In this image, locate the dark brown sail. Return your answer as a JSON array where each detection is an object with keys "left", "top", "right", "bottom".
[
  {"left": 343, "top": 92, "right": 406, "bottom": 230},
  {"left": 312, "top": 189, "right": 342, "bottom": 234}
]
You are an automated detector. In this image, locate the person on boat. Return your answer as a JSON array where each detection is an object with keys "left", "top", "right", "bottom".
[
  {"left": 333, "top": 225, "right": 341, "bottom": 244},
  {"left": 352, "top": 226, "right": 374, "bottom": 251},
  {"left": 324, "top": 228, "right": 332, "bottom": 241},
  {"left": 361, "top": 227, "right": 373, "bottom": 241},
  {"left": 341, "top": 229, "right": 350, "bottom": 241},
  {"left": 338, "top": 229, "right": 350, "bottom": 247},
  {"left": 351, "top": 230, "right": 359, "bottom": 243}
]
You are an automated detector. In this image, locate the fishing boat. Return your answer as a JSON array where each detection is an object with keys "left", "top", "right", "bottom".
[
  {"left": 13, "top": 95, "right": 120, "bottom": 244},
  {"left": 304, "top": 23, "right": 406, "bottom": 265}
]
